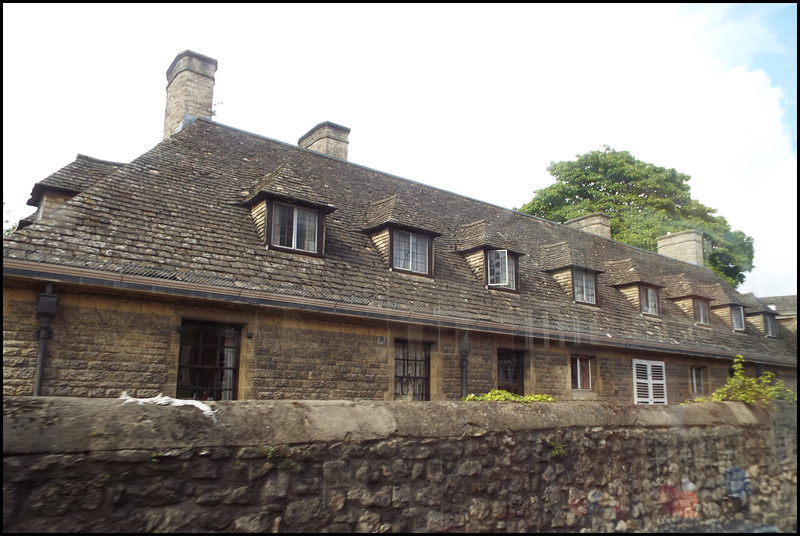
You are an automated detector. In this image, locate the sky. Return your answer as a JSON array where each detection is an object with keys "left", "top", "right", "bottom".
[{"left": 3, "top": 3, "right": 797, "bottom": 297}]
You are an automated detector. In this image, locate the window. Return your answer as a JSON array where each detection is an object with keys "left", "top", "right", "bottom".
[
  {"left": 640, "top": 286, "right": 659, "bottom": 316},
  {"left": 764, "top": 314, "right": 777, "bottom": 337},
  {"left": 731, "top": 306, "right": 745, "bottom": 331},
  {"left": 571, "top": 356, "right": 593, "bottom": 390},
  {"left": 271, "top": 202, "right": 319, "bottom": 253},
  {"left": 693, "top": 298, "right": 710, "bottom": 325},
  {"left": 177, "top": 321, "right": 240, "bottom": 401},
  {"left": 572, "top": 267, "right": 597, "bottom": 304},
  {"left": 498, "top": 350, "right": 524, "bottom": 394},
  {"left": 691, "top": 366, "right": 706, "bottom": 394},
  {"left": 487, "top": 250, "right": 517, "bottom": 290},
  {"left": 392, "top": 230, "right": 430, "bottom": 274},
  {"left": 394, "top": 340, "right": 430, "bottom": 400},
  {"left": 632, "top": 359, "right": 667, "bottom": 404}
]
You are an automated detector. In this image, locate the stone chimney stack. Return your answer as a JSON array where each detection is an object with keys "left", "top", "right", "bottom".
[
  {"left": 657, "top": 230, "right": 705, "bottom": 266},
  {"left": 163, "top": 50, "right": 218, "bottom": 140},
  {"left": 565, "top": 213, "right": 612, "bottom": 239},
  {"left": 298, "top": 122, "right": 350, "bottom": 160}
]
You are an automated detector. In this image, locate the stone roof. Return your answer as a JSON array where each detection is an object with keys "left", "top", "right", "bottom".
[
  {"left": 760, "top": 295, "right": 797, "bottom": 316},
  {"left": 26, "top": 154, "right": 124, "bottom": 207},
  {"left": 603, "top": 258, "right": 663, "bottom": 287},
  {"left": 4, "top": 119, "right": 796, "bottom": 368},
  {"left": 454, "top": 220, "right": 522, "bottom": 254}
]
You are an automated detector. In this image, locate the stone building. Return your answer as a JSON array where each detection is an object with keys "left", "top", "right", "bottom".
[{"left": 3, "top": 50, "right": 796, "bottom": 403}]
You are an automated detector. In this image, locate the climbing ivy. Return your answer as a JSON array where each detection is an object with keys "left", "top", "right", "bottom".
[
  {"left": 685, "top": 355, "right": 797, "bottom": 406},
  {"left": 463, "top": 389, "right": 557, "bottom": 403}
]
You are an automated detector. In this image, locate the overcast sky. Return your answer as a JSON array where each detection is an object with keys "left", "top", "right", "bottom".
[{"left": 3, "top": 3, "right": 797, "bottom": 297}]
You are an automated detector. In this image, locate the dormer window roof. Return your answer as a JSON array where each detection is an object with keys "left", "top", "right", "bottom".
[
  {"left": 455, "top": 220, "right": 523, "bottom": 291},
  {"left": 363, "top": 195, "right": 439, "bottom": 277}
]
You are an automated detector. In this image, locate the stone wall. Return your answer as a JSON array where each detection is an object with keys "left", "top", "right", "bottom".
[{"left": 3, "top": 397, "right": 796, "bottom": 533}]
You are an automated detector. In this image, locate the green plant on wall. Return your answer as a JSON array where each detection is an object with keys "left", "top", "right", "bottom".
[
  {"left": 463, "top": 389, "right": 557, "bottom": 403},
  {"left": 684, "top": 355, "right": 797, "bottom": 406},
  {"left": 549, "top": 439, "right": 565, "bottom": 458}
]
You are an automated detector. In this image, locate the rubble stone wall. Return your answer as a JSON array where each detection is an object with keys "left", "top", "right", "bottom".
[{"left": 3, "top": 397, "right": 796, "bottom": 533}]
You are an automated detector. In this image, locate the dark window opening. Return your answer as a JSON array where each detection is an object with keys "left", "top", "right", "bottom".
[
  {"left": 498, "top": 350, "right": 525, "bottom": 395},
  {"left": 571, "top": 355, "right": 593, "bottom": 390},
  {"left": 177, "top": 320, "right": 241, "bottom": 401},
  {"left": 394, "top": 340, "right": 430, "bottom": 400}
]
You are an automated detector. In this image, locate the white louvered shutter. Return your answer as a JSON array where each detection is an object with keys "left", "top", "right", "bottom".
[{"left": 633, "top": 359, "right": 667, "bottom": 405}]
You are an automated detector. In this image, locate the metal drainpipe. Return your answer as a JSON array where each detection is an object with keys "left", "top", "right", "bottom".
[
  {"left": 34, "top": 283, "right": 58, "bottom": 396},
  {"left": 458, "top": 334, "right": 472, "bottom": 399}
]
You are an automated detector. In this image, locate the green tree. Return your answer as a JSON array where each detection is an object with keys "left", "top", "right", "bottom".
[
  {"left": 517, "top": 146, "right": 754, "bottom": 287},
  {"left": 3, "top": 201, "right": 17, "bottom": 236}
]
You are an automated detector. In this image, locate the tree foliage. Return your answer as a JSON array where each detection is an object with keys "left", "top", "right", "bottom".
[
  {"left": 517, "top": 146, "right": 754, "bottom": 287},
  {"left": 3, "top": 202, "right": 17, "bottom": 236},
  {"left": 684, "top": 355, "right": 797, "bottom": 406}
]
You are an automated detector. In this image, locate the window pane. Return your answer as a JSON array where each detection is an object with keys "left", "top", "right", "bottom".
[
  {"left": 732, "top": 306, "right": 745, "bottom": 331},
  {"left": 177, "top": 321, "right": 240, "bottom": 401},
  {"left": 506, "top": 255, "right": 516, "bottom": 289},
  {"left": 488, "top": 250, "right": 508, "bottom": 286},
  {"left": 642, "top": 287, "right": 658, "bottom": 315},
  {"left": 574, "top": 269, "right": 595, "bottom": 304},
  {"left": 765, "top": 315, "right": 777, "bottom": 337},
  {"left": 692, "top": 367, "right": 704, "bottom": 394},
  {"left": 394, "top": 340, "right": 430, "bottom": 400},
  {"left": 573, "top": 270, "right": 585, "bottom": 302},
  {"left": 295, "top": 207, "right": 317, "bottom": 251},
  {"left": 411, "top": 235, "right": 428, "bottom": 273},
  {"left": 498, "top": 351, "right": 523, "bottom": 394},
  {"left": 571, "top": 356, "right": 591, "bottom": 389},
  {"left": 273, "top": 204, "right": 294, "bottom": 247},
  {"left": 694, "top": 299, "right": 709, "bottom": 324},
  {"left": 585, "top": 273, "right": 595, "bottom": 304},
  {"left": 393, "top": 231, "right": 411, "bottom": 270}
]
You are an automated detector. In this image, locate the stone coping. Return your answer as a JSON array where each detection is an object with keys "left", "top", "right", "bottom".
[{"left": 3, "top": 396, "right": 782, "bottom": 455}]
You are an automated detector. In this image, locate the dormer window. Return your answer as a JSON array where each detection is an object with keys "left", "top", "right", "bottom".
[
  {"left": 271, "top": 202, "right": 319, "bottom": 253},
  {"left": 731, "top": 305, "right": 745, "bottom": 332},
  {"left": 392, "top": 230, "right": 431, "bottom": 275},
  {"left": 640, "top": 286, "right": 659, "bottom": 316},
  {"left": 487, "top": 250, "right": 517, "bottom": 290},
  {"left": 573, "top": 267, "right": 597, "bottom": 304},
  {"left": 693, "top": 298, "right": 710, "bottom": 325},
  {"left": 764, "top": 314, "right": 777, "bottom": 337}
]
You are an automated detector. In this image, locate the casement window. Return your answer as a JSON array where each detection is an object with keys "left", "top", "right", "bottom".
[
  {"left": 764, "top": 314, "right": 777, "bottom": 337},
  {"left": 271, "top": 202, "right": 319, "bottom": 253},
  {"left": 572, "top": 267, "right": 597, "bottom": 304},
  {"left": 394, "top": 340, "right": 431, "bottom": 400},
  {"left": 392, "top": 230, "right": 431, "bottom": 275},
  {"left": 487, "top": 250, "right": 517, "bottom": 290},
  {"left": 640, "top": 286, "right": 659, "bottom": 316},
  {"left": 498, "top": 350, "right": 525, "bottom": 395},
  {"left": 571, "top": 356, "right": 593, "bottom": 390},
  {"left": 693, "top": 298, "right": 710, "bottom": 325},
  {"left": 731, "top": 306, "right": 745, "bottom": 331},
  {"left": 632, "top": 359, "right": 667, "bottom": 404},
  {"left": 691, "top": 366, "right": 706, "bottom": 394},
  {"left": 177, "top": 320, "right": 241, "bottom": 401}
]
